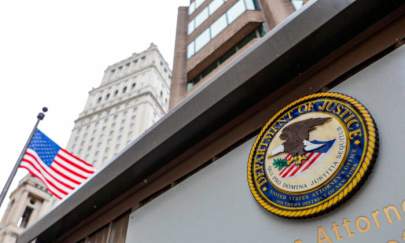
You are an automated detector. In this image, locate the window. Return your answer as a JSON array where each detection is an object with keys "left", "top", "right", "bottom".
[
  {"left": 209, "top": 0, "right": 224, "bottom": 14},
  {"left": 97, "top": 97, "right": 102, "bottom": 103},
  {"left": 125, "top": 62, "right": 130, "bottom": 67},
  {"left": 188, "top": 0, "right": 226, "bottom": 35},
  {"left": 188, "top": 25, "right": 262, "bottom": 87},
  {"left": 188, "top": 20, "right": 195, "bottom": 34},
  {"left": 210, "top": 14, "right": 227, "bottom": 38},
  {"left": 195, "top": 0, "right": 204, "bottom": 8},
  {"left": 245, "top": 0, "right": 257, "bottom": 10},
  {"left": 118, "top": 66, "right": 123, "bottom": 70},
  {"left": 133, "top": 59, "right": 138, "bottom": 64},
  {"left": 111, "top": 69, "right": 116, "bottom": 73},
  {"left": 141, "top": 56, "right": 146, "bottom": 60},
  {"left": 188, "top": 1, "right": 196, "bottom": 14},
  {"left": 227, "top": 0, "right": 245, "bottom": 23},
  {"left": 123, "top": 86, "right": 127, "bottom": 93},
  {"left": 291, "top": 0, "right": 304, "bottom": 9},
  {"left": 187, "top": 0, "right": 257, "bottom": 59},
  {"left": 114, "top": 90, "right": 118, "bottom": 96},
  {"left": 106, "top": 93, "right": 110, "bottom": 100},
  {"left": 195, "top": 8, "right": 209, "bottom": 26},
  {"left": 187, "top": 42, "right": 195, "bottom": 58},
  {"left": 195, "top": 29, "right": 210, "bottom": 52},
  {"left": 18, "top": 206, "right": 34, "bottom": 228},
  {"left": 132, "top": 83, "right": 136, "bottom": 88}
]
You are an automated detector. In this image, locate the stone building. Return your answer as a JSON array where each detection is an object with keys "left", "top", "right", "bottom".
[
  {"left": 0, "top": 176, "right": 52, "bottom": 243},
  {"left": 66, "top": 43, "right": 172, "bottom": 169},
  {"left": 0, "top": 43, "right": 171, "bottom": 243},
  {"left": 170, "top": 0, "right": 307, "bottom": 107}
]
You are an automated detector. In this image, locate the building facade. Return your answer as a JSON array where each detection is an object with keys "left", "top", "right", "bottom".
[
  {"left": 0, "top": 44, "right": 171, "bottom": 243},
  {"left": 170, "top": 0, "right": 306, "bottom": 107},
  {"left": 0, "top": 176, "right": 52, "bottom": 243},
  {"left": 66, "top": 43, "right": 172, "bottom": 169}
]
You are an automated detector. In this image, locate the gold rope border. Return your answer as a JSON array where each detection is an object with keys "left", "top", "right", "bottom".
[{"left": 247, "top": 92, "right": 377, "bottom": 218}]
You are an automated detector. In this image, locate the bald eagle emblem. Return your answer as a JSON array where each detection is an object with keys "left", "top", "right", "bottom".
[{"left": 268, "top": 117, "right": 335, "bottom": 177}]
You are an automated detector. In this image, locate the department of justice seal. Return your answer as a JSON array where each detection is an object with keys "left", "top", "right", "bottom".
[{"left": 247, "top": 92, "right": 378, "bottom": 218}]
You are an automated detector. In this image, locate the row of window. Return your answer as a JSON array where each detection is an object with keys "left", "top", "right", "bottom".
[
  {"left": 188, "top": 0, "right": 227, "bottom": 35},
  {"left": 188, "top": 0, "right": 205, "bottom": 15},
  {"left": 78, "top": 106, "right": 137, "bottom": 128},
  {"left": 188, "top": 25, "right": 263, "bottom": 90},
  {"left": 97, "top": 82, "right": 137, "bottom": 103},
  {"left": 110, "top": 56, "right": 146, "bottom": 73},
  {"left": 187, "top": 0, "right": 258, "bottom": 59}
]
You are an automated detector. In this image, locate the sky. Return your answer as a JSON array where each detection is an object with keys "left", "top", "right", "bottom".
[{"left": 0, "top": 0, "right": 189, "bottom": 215}]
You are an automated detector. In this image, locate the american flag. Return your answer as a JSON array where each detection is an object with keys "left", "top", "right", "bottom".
[
  {"left": 278, "top": 139, "right": 335, "bottom": 178},
  {"left": 279, "top": 152, "right": 323, "bottom": 178},
  {"left": 19, "top": 129, "right": 95, "bottom": 199}
]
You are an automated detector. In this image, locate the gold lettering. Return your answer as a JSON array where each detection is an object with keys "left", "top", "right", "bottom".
[
  {"left": 371, "top": 210, "right": 381, "bottom": 230},
  {"left": 335, "top": 104, "right": 342, "bottom": 116},
  {"left": 256, "top": 148, "right": 267, "bottom": 156},
  {"left": 298, "top": 104, "right": 307, "bottom": 113},
  {"left": 346, "top": 119, "right": 358, "bottom": 130},
  {"left": 338, "top": 107, "right": 351, "bottom": 119},
  {"left": 317, "top": 226, "right": 333, "bottom": 243},
  {"left": 331, "top": 223, "right": 343, "bottom": 240},
  {"left": 384, "top": 205, "right": 402, "bottom": 224},
  {"left": 355, "top": 216, "right": 371, "bottom": 233},
  {"left": 325, "top": 101, "right": 335, "bottom": 113},
  {"left": 318, "top": 101, "right": 328, "bottom": 111},
  {"left": 343, "top": 114, "right": 355, "bottom": 123},
  {"left": 294, "top": 240, "right": 303, "bottom": 243},
  {"left": 342, "top": 218, "right": 354, "bottom": 238},
  {"left": 256, "top": 176, "right": 266, "bottom": 187},
  {"left": 306, "top": 102, "right": 314, "bottom": 112},
  {"left": 401, "top": 200, "right": 405, "bottom": 212},
  {"left": 349, "top": 129, "right": 362, "bottom": 140}
]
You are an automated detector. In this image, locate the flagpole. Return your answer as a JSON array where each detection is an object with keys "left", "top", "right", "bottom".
[{"left": 0, "top": 107, "right": 48, "bottom": 208}]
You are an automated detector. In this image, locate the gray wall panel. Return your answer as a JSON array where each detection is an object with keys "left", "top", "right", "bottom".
[{"left": 126, "top": 46, "right": 405, "bottom": 243}]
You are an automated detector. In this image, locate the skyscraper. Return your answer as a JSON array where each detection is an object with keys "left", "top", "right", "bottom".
[
  {"left": 0, "top": 43, "right": 172, "bottom": 243},
  {"left": 170, "top": 0, "right": 304, "bottom": 107},
  {"left": 67, "top": 43, "right": 172, "bottom": 169}
]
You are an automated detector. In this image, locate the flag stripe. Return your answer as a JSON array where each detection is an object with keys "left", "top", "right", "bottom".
[
  {"left": 21, "top": 156, "right": 74, "bottom": 192},
  {"left": 53, "top": 156, "right": 93, "bottom": 177},
  {"left": 59, "top": 149, "right": 95, "bottom": 171},
  {"left": 50, "top": 163, "right": 87, "bottom": 183},
  {"left": 20, "top": 159, "right": 69, "bottom": 195},
  {"left": 301, "top": 153, "right": 322, "bottom": 172},
  {"left": 288, "top": 152, "right": 315, "bottom": 177},
  {"left": 56, "top": 153, "right": 94, "bottom": 174},
  {"left": 25, "top": 150, "right": 81, "bottom": 187},
  {"left": 281, "top": 163, "right": 297, "bottom": 178},
  {"left": 52, "top": 159, "right": 88, "bottom": 180},
  {"left": 19, "top": 165, "right": 64, "bottom": 199},
  {"left": 60, "top": 149, "right": 93, "bottom": 167}
]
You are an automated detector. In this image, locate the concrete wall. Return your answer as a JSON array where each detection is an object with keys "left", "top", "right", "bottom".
[{"left": 126, "top": 46, "right": 405, "bottom": 243}]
